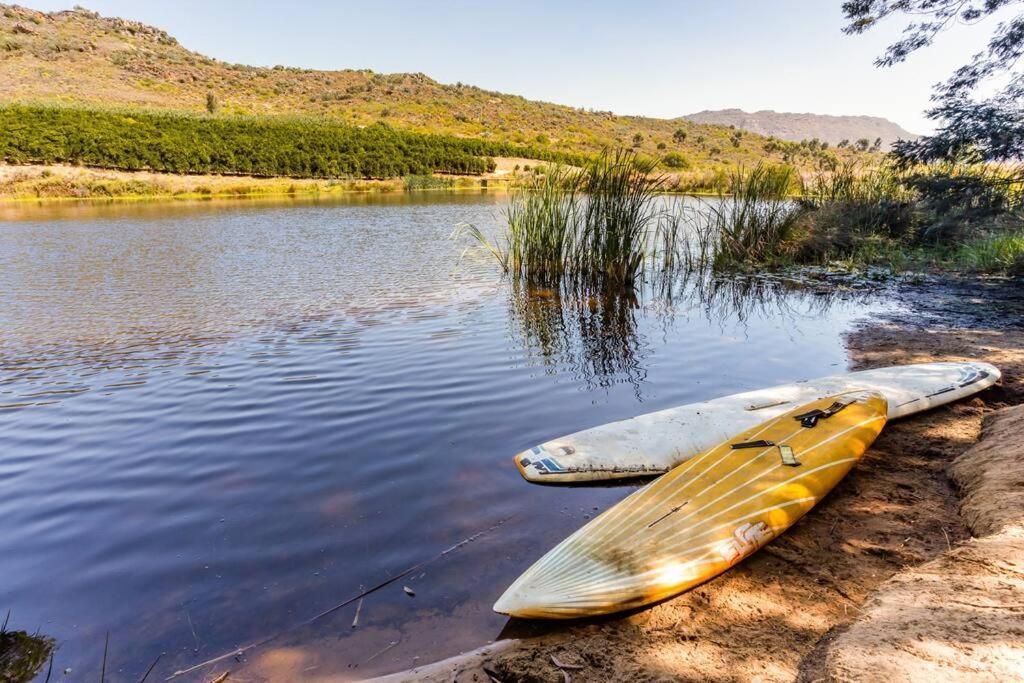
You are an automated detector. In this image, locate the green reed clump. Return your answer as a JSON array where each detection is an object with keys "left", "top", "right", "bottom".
[
  {"left": 504, "top": 165, "right": 580, "bottom": 283},
  {"left": 455, "top": 164, "right": 577, "bottom": 284},
  {"left": 688, "top": 163, "right": 804, "bottom": 269},
  {"left": 460, "top": 149, "right": 673, "bottom": 286},
  {"left": 0, "top": 625, "right": 55, "bottom": 683},
  {"left": 574, "top": 149, "right": 665, "bottom": 284}
]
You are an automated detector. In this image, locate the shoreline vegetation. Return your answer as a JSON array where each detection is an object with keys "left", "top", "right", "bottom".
[
  {"left": 461, "top": 151, "right": 1024, "bottom": 278},
  {"left": 5, "top": 152, "right": 1022, "bottom": 277}
]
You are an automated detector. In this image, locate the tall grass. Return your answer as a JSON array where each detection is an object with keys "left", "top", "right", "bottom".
[
  {"left": 687, "top": 164, "right": 803, "bottom": 269},
  {"left": 574, "top": 150, "right": 665, "bottom": 283},
  {"left": 795, "top": 161, "right": 916, "bottom": 261},
  {"left": 795, "top": 161, "right": 1024, "bottom": 266},
  {"left": 955, "top": 232, "right": 1024, "bottom": 273},
  {"left": 907, "top": 162, "right": 1024, "bottom": 244},
  {"left": 502, "top": 165, "right": 579, "bottom": 283},
  {"left": 460, "top": 149, "right": 670, "bottom": 286},
  {"left": 805, "top": 161, "right": 909, "bottom": 207}
]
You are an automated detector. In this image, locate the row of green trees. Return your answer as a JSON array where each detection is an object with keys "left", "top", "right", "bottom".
[{"left": 0, "top": 104, "right": 586, "bottom": 179}]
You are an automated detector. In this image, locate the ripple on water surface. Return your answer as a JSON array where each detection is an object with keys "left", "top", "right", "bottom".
[{"left": 0, "top": 194, "right": 897, "bottom": 679}]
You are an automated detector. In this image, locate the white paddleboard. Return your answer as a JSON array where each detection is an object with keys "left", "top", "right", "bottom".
[{"left": 515, "top": 361, "right": 999, "bottom": 483}]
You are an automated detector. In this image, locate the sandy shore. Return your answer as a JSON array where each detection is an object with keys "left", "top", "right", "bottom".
[{"left": 371, "top": 279, "right": 1024, "bottom": 682}]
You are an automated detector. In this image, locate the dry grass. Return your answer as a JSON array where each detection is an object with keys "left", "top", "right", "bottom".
[{"left": 0, "top": 164, "right": 412, "bottom": 200}]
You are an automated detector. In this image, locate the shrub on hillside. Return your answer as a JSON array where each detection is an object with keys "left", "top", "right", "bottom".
[{"left": 661, "top": 152, "right": 690, "bottom": 170}]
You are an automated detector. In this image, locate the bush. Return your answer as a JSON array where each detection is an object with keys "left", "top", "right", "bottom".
[
  {"left": 661, "top": 152, "right": 690, "bottom": 170},
  {"left": 795, "top": 162, "right": 916, "bottom": 261},
  {"left": 906, "top": 164, "right": 1024, "bottom": 244},
  {"left": 790, "top": 161, "right": 1022, "bottom": 268}
]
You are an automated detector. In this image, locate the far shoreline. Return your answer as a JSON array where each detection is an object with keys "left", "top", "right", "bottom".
[
  {"left": 0, "top": 161, "right": 734, "bottom": 204},
  {"left": 0, "top": 162, "right": 514, "bottom": 203}
]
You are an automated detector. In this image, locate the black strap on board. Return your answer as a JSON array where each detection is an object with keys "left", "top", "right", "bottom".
[
  {"left": 792, "top": 400, "right": 850, "bottom": 428},
  {"left": 731, "top": 439, "right": 775, "bottom": 449}
]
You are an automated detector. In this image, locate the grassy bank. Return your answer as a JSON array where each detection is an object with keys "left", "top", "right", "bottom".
[
  {"left": 0, "top": 103, "right": 586, "bottom": 180},
  {"left": 683, "top": 161, "right": 1024, "bottom": 275},
  {"left": 795, "top": 163, "right": 1023, "bottom": 274},
  {"left": 0, "top": 164, "right": 521, "bottom": 202},
  {"left": 465, "top": 153, "right": 1024, "bottom": 283}
]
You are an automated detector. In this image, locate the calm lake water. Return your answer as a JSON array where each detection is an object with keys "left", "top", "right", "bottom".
[{"left": 0, "top": 193, "right": 897, "bottom": 681}]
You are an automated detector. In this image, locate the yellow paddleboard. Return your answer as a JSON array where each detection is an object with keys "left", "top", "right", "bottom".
[{"left": 494, "top": 391, "right": 887, "bottom": 619}]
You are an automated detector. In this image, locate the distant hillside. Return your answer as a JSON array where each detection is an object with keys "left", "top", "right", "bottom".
[
  {"left": 0, "top": 4, "right": 889, "bottom": 176},
  {"left": 682, "top": 109, "right": 918, "bottom": 150}
]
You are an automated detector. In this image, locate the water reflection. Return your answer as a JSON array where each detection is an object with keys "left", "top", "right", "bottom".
[
  {"left": 510, "top": 270, "right": 881, "bottom": 393},
  {"left": 510, "top": 281, "right": 646, "bottom": 391},
  {"left": 678, "top": 271, "right": 879, "bottom": 327}
]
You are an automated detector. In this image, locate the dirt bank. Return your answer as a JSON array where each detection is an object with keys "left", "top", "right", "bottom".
[
  {"left": 373, "top": 281, "right": 1024, "bottom": 683},
  {"left": 808, "top": 402, "right": 1024, "bottom": 681}
]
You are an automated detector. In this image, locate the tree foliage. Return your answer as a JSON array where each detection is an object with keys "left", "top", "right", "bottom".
[
  {"left": 843, "top": 0, "right": 1024, "bottom": 163},
  {"left": 0, "top": 104, "right": 586, "bottom": 179}
]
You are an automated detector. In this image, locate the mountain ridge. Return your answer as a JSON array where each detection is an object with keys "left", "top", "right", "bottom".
[{"left": 682, "top": 108, "right": 918, "bottom": 150}]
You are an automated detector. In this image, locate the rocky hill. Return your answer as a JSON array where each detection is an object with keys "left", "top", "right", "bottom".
[{"left": 683, "top": 109, "right": 918, "bottom": 150}]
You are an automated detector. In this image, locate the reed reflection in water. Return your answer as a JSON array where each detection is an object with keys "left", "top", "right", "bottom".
[
  {"left": 509, "top": 281, "right": 646, "bottom": 391},
  {"left": 507, "top": 269, "right": 881, "bottom": 394}
]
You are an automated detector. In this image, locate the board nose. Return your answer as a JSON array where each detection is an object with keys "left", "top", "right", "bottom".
[
  {"left": 494, "top": 552, "right": 636, "bottom": 618},
  {"left": 513, "top": 444, "right": 573, "bottom": 482}
]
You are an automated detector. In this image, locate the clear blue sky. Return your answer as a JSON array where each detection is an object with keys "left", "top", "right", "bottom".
[{"left": 26, "top": 1, "right": 1010, "bottom": 133}]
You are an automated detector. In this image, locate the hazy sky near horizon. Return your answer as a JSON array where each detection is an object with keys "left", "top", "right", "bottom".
[{"left": 26, "top": 1, "right": 1013, "bottom": 133}]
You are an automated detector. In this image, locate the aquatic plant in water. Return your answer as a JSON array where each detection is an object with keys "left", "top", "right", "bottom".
[
  {"left": 0, "top": 620, "right": 55, "bottom": 683},
  {"left": 459, "top": 149, "right": 677, "bottom": 287},
  {"left": 689, "top": 163, "right": 803, "bottom": 270}
]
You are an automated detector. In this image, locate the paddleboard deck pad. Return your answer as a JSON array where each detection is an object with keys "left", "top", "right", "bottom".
[
  {"left": 515, "top": 361, "right": 998, "bottom": 483},
  {"left": 495, "top": 391, "right": 888, "bottom": 619}
]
